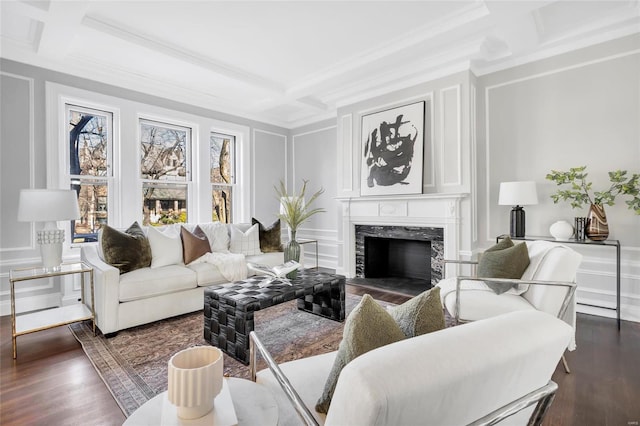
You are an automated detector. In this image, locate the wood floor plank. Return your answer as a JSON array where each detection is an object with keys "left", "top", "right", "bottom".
[{"left": 1, "top": 284, "right": 638, "bottom": 425}]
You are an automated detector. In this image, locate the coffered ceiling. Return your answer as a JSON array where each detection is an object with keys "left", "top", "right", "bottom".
[{"left": 1, "top": 1, "right": 638, "bottom": 128}]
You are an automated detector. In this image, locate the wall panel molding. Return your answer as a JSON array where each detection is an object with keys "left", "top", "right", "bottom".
[{"left": 439, "top": 84, "right": 461, "bottom": 186}]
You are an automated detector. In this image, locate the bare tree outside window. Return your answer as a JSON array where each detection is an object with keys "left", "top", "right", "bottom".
[
  {"left": 211, "top": 133, "right": 235, "bottom": 223},
  {"left": 67, "top": 105, "right": 111, "bottom": 242},
  {"left": 140, "top": 120, "right": 191, "bottom": 225}
]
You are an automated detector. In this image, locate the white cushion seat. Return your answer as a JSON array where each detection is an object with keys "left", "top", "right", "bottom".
[
  {"left": 119, "top": 265, "right": 197, "bottom": 302},
  {"left": 187, "top": 262, "right": 227, "bottom": 287},
  {"left": 441, "top": 285, "right": 536, "bottom": 321}
]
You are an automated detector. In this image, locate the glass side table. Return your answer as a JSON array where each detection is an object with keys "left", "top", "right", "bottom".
[
  {"left": 10, "top": 262, "right": 95, "bottom": 359},
  {"left": 497, "top": 234, "right": 621, "bottom": 330}
]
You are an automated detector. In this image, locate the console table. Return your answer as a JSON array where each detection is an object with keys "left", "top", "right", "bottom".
[{"left": 497, "top": 234, "right": 621, "bottom": 330}]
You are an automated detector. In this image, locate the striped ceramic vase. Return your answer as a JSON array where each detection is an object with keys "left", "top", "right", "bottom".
[{"left": 585, "top": 204, "right": 609, "bottom": 241}]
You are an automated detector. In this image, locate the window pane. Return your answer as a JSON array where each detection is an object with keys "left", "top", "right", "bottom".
[
  {"left": 210, "top": 133, "right": 234, "bottom": 184},
  {"left": 68, "top": 107, "right": 110, "bottom": 177},
  {"left": 212, "top": 185, "right": 232, "bottom": 223},
  {"left": 71, "top": 180, "right": 108, "bottom": 243},
  {"left": 140, "top": 121, "right": 189, "bottom": 182},
  {"left": 142, "top": 183, "right": 188, "bottom": 226}
]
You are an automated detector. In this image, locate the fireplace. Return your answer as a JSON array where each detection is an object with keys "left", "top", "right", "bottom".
[{"left": 355, "top": 225, "right": 444, "bottom": 289}]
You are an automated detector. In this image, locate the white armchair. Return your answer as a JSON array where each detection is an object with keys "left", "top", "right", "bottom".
[
  {"left": 437, "top": 239, "right": 582, "bottom": 372},
  {"left": 250, "top": 310, "right": 573, "bottom": 426}
]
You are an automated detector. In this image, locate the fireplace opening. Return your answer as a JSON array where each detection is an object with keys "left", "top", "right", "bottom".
[{"left": 364, "top": 237, "right": 431, "bottom": 282}]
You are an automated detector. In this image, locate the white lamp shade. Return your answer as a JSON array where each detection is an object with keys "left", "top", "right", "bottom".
[
  {"left": 17, "top": 189, "right": 80, "bottom": 222},
  {"left": 498, "top": 181, "right": 538, "bottom": 206}
]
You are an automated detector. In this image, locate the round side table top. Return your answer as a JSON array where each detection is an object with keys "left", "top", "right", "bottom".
[{"left": 123, "top": 377, "right": 278, "bottom": 426}]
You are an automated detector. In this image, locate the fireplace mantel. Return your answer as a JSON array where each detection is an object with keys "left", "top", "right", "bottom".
[{"left": 336, "top": 193, "right": 468, "bottom": 278}]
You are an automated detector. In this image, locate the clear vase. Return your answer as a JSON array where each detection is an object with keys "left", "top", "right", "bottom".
[
  {"left": 283, "top": 229, "right": 300, "bottom": 279},
  {"left": 585, "top": 204, "right": 609, "bottom": 241}
]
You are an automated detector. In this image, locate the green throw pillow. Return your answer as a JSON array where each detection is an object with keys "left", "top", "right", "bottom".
[
  {"left": 478, "top": 237, "right": 530, "bottom": 294},
  {"left": 252, "top": 218, "right": 282, "bottom": 253},
  {"left": 388, "top": 287, "right": 445, "bottom": 337},
  {"left": 315, "top": 294, "right": 406, "bottom": 413},
  {"left": 101, "top": 222, "right": 152, "bottom": 274}
]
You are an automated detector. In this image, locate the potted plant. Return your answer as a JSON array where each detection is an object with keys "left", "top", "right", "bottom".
[
  {"left": 275, "top": 180, "right": 325, "bottom": 275},
  {"left": 545, "top": 166, "right": 640, "bottom": 240}
]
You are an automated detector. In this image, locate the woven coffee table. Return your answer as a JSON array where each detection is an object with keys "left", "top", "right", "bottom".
[{"left": 204, "top": 269, "right": 346, "bottom": 364}]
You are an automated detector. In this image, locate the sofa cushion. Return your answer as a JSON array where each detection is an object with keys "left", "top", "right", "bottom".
[
  {"left": 229, "top": 223, "right": 262, "bottom": 256},
  {"left": 198, "top": 222, "right": 230, "bottom": 253},
  {"left": 441, "top": 285, "right": 536, "bottom": 321},
  {"left": 180, "top": 225, "right": 211, "bottom": 264},
  {"left": 119, "top": 265, "right": 197, "bottom": 302},
  {"left": 316, "top": 294, "right": 406, "bottom": 413},
  {"left": 187, "top": 262, "right": 228, "bottom": 287},
  {"left": 388, "top": 287, "right": 445, "bottom": 338},
  {"left": 148, "top": 225, "right": 184, "bottom": 268},
  {"left": 478, "top": 237, "right": 530, "bottom": 294},
  {"left": 100, "top": 222, "right": 152, "bottom": 274},
  {"left": 252, "top": 218, "right": 282, "bottom": 253}
]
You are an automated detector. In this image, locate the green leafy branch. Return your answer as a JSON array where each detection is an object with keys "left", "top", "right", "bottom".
[
  {"left": 275, "top": 180, "right": 325, "bottom": 231},
  {"left": 546, "top": 166, "right": 640, "bottom": 214}
]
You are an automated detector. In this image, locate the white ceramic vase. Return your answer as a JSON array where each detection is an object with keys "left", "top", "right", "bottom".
[
  {"left": 549, "top": 220, "right": 574, "bottom": 241},
  {"left": 167, "top": 346, "right": 224, "bottom": 419}
]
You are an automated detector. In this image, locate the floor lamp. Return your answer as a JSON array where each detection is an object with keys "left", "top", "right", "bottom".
[
  {"left": 498, "top": 181, "right": 538, "bottom": 238},
  {"left": 17, "top": 189, "right": 80, "bottom": 270}
]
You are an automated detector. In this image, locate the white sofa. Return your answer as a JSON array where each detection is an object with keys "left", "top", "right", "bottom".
[
  {"left": 81, "top": 222, "right": 289, "bottom": 335},
  {"left": 253, "top": 310, "right": 572, "bottom": 426}
]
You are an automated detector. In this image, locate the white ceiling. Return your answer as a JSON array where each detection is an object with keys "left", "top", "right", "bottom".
[{"left": 2, "top": 1, "right": 639, "bottom": 128}]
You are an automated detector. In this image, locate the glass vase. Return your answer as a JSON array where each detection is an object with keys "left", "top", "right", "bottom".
[
  {"left": 283, "top": 229, "right": 300, "bottom": 279},
  {"left": 585, "top": 204, "right": 609, "bottom": 241}
]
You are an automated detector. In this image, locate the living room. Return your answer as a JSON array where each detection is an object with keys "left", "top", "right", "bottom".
[{"left": 1, "top": 1, "right": 639, "bottom": 425}]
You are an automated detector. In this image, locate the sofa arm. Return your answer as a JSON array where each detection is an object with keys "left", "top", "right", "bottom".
[{"left": 81, "top": 244, "right": 121, "bottom": 334}]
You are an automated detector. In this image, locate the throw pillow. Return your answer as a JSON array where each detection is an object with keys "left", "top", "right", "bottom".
[
  {"left": 229, "top": 223, "right": 262, "bottom": 256},
  {"left": 100, "top": 222, "right": 152, "bottom": 274},
  {"left": 478, "top": 237, "right": 530, "bottom": 294},
  {"left": 315, "top": 294, "right": 406, "bottom": 414},
  {"left": 198, "top": 222, "right": 230, "bottom": 252},
  {"left": 388, "top": 286, "right": 445, "bottom": 338},
  {"left": 147, "top": 225, "right": 184, "bottom": 268},
  {"left": 251, "top": 218, "right": 282, "bottom": 253},
  {"left": 180, "top": 225, "right": 211, "bottom": 264}
]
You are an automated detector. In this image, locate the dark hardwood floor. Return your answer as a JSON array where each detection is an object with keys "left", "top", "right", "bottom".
[{"left": 1, "top": 284, "right": 638, "bottom": 425}]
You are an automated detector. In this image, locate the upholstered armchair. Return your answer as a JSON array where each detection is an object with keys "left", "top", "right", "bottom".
[{"left": 437, "top": 238, "right": 582, "bottom": 372}]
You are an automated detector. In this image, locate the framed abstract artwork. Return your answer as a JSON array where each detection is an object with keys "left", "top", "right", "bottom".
[{"left": 360, "top": 101, "right": 425, "bottom": 196}]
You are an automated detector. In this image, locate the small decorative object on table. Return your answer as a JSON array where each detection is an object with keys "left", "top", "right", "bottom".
[
  {"left": 574, "top": 217, "right": 587, "bottom": 240},
  {"left": 275, "top": 179, "right": 325, "bottom": 278},
  {"left": 546, "top": 166, "right": 640, "bottom": 241},
  {"left": 549, "top": 220, "right": 574, "bottom": 240},
  {"left": 168, "top": 346, "right": 224, "bottom": 420}
]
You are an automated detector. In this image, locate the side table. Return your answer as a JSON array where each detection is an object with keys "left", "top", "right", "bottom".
[
  {"left": 297, "top": 239, "right": 319, "bottom": 269},
  {"left": 10, "top": 262, "right": 95, "bottom": 359},
  {"left": 498, "top": 234, "right": 621, "bottom": 330},
  {"left": 123, "top": 377, "right": 278, "bottom": 426}
]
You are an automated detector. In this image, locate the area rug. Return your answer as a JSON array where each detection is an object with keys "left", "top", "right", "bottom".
[{"left": 69, "top": 293, "right": 378, "bottom": 416}]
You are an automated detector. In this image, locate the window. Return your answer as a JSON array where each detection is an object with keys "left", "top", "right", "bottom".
[
  {"left": 66, "top": 104, "right": 112, "bottom": 243},
  {"left": 210, "top": 132, "right": 235, "bottom": 223},
  {"left": 140, "top": 119, "right": 191, "bottom": 225}
]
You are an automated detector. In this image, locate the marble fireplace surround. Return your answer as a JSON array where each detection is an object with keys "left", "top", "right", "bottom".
[{"left": 338, "top": 193, "right": 467, "bottom": 280}]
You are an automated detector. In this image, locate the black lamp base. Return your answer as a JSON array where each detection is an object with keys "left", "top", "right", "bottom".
[{"left": 510, "top": 206, "right": 525, "bottom": 238}]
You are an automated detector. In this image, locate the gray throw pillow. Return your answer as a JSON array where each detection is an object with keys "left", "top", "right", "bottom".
[
  {"left": 388, "top": 286, "right": 445, "bottom": 337},
  {"left": 315, "top": 294, "right": 406, "bottom": 414},
  {"left": 101, "top": 222, "right": 152, "bottom": 274},
  {"left": 478, "top": 237, "right": 530, "bottom": 294},
  {"left": 252, "top": 218, "right": 282, "bottom": 253}
]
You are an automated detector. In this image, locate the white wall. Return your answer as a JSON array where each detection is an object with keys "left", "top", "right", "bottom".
[{"left": 476, "top": 34, "right": 640, "bottom": 322}]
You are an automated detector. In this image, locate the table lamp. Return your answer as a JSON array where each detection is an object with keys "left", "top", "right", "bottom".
[
  {"left": 17, "top": 189, "right": 80, "bottom": 270},
  {"left": 498, "top": 181, "right": 538, "bottom": 238}
]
